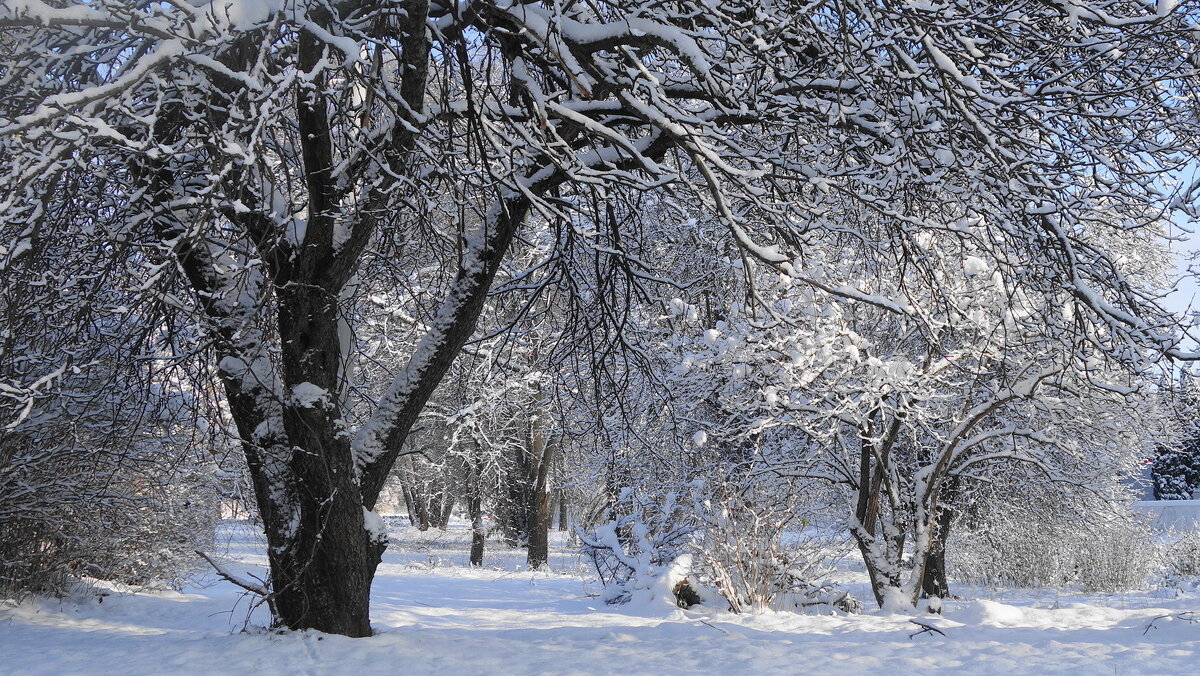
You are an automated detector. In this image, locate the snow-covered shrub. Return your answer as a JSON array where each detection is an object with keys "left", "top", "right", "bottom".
[
  {"left": 1163, "top": 530, "right": 1200, "bottom": 580},
  {"left": 695, "top": 480, "right": 856, "bottom": 613},
  {"left": 92, "top": 460, "right": 221, "bottom": 588},
  {"left": 951, "top": 498, "right": 1156, "bottom": 592},
  {"left": 579, "top": 487, "right": 699, "bottom": 606},
  {"left": 0, "top": 432, "right": 220, "bottom": 597},
  {"left": 0, "top": 347, "right": 223, "bottom": 597},
  {"left": 580, "top": 479, "right": 856, "bottom": 612}
]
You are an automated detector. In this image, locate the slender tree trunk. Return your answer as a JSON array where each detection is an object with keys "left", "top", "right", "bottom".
[
  {"left": 415, "top": 493, "right": 431, "bottom": 531},
  {"left": 526, "top": 420, "right": 556, "bottom": 569},
  {"left": 467, "top": 456, "right": 486, "bottom": 566},
  {"left": 438, "top": 496, "right": 455, "bottom": 529},
  {"left": 401, "top": 482, "right": 418, "bottom": 527},
  {"left": 526, "top": 485, "right": 552, "bottom": 568}
]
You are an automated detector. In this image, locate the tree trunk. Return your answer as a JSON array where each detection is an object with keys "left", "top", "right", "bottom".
[
  {"left": 427, "top": 491, "right": 444, "bottom": 531},
  {"left": 437, "top": 496, "right": 455, "bottom": 529},
  {"left": 467, "top": 457, "right": 486, "bottom": 566},
  {"left": 401, "top": 482, "right": 418, "bottom": 527},
  {"left": 525, "top": 411, "right": 556, "bottom": 569},
  {"left": 500, "top": 440, "right": 532, "bottom": 547},
  {"left": 922, "top": 478, "right": 958, "bottom": 601},
  {"left": 411, "top": 487, "right": 431, "bottom": 531},
  {"left": 920, "top": 518, "right": 951, "bottom": 601},
  {"left": 268, "top": 496, "right": 381, "bottom": 637},
  {"left": 526, "top": 487, "right": 551, "bottom": 568}
]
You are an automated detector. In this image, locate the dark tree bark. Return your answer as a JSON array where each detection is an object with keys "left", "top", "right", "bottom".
[
  {"left": 921, "top": 477, "right": 959, "bottom": 601},
  {"left": 412, "top": 489, "right": 432, "bottom": 531},
  {"left": 466, "top": 456, "right": 486, "bottom": 567},
  {"left": 437, "top": 496, "right": 455, "bottom": 530},
  {"left": 526, "top": 422, "right": 555, "bottom": 569},
  {"left": 499, "top": 434, "right": 533, "bottom": 547},
  {"left": 557, "top": 493, "right": 569, "bottom": 531}
]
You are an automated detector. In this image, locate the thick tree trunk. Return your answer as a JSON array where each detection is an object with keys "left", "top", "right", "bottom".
[
  {"left": 264, "top": 236, "right": 380, "bottom": 634},
  {"left": 921, "top": 520, "right": 951, "bottom": 601},
  {"left": 922, "top": 479, "right": 958, "bottom": 601},
  {"left": 500, "top": 440, "right": 532, "bottom": 547},
  {"left": 268, "top": 499, "right": 381, "bottom": 637}
]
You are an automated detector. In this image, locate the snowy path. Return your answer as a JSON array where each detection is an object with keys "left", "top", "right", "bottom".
[{"left": 3, "top": 523, "right": 1199, "bottom": 675}]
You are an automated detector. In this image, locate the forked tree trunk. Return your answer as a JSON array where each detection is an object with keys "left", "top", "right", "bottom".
[{"left": 139, "top": 7, "right": 666, "bottom": 634}]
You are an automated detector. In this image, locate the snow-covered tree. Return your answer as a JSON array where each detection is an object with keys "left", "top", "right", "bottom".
[
  {"left": 1152, "top": 371, "right": 1200, "bottom": 500},
  {"left": 2, "top": 0, "right": 1197, "bottom": 635},
  {"left": 664, "top": 214, "right": 1175, "bottom": 609}
]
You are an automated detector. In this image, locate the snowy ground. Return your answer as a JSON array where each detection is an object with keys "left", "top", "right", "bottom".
[{"left": 3, "top": 521, "right": 1200, "bottom": 675}]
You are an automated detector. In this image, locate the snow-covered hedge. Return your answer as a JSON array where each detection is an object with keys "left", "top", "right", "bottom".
[
  {"left": 0, "top": 434, "right": 219, "bottom": 598},
  {"left": 951, "top": 500, "right": 1156, "bottom": 592}
]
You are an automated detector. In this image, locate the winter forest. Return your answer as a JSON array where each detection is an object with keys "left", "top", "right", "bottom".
[{"left": 4, "top": 0, "right": 1200, "bottom": 672}]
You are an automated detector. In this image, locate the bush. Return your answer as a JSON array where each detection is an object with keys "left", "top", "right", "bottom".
[
  {"left": 950, "top": 499, "right": 1156, "bottom": 592},
  {"left": 695, "top": 480, "right": 856, "bottom": 613},
  {"left": 579, "top": 487, "right": 698, "bottom": 606},
  {"left": 580, "top": 479, "right": 856, "bottom": 612},
  {"left": 0, "top": 431, "right": 219, "bottom": 598},
  {"left": 1162, "top": 529, "right": 1200, "bottom": 580}
]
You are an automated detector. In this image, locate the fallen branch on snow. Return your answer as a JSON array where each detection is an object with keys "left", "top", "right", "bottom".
[
  {"left": 909, "top": 619, "right": 947, "bottom": 639},
  {"left": 699, "top": 619, "right": 730, "bottom": 635},
  {"left": 1142, "top": 612, "right": 1200, "bottom": 635}
]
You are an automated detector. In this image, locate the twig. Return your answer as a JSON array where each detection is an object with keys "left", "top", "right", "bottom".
[
  {"left": 909, "top": 619, "right": 947, "bottom": 639},
  {"left": 195, "top": 550, "right": 269, "bottom": 596},
  {"left": 196, "top": 550, "right": 279, "bottom": 626},
  {"left": 1143, "top": 611, "right": 1200, "bottom": 635},
  {"left": 699, "top": 619, "right": 730, "bottom": 635}
]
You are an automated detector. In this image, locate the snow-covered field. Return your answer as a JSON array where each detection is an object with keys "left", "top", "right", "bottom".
[{"left": 3, "top": 520, "right": 1199, "bottom": 675}]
